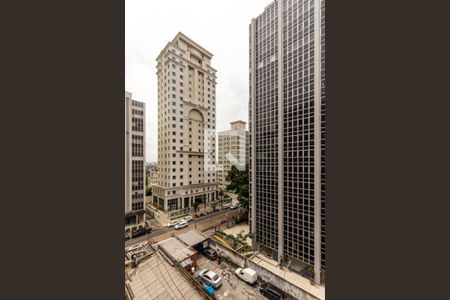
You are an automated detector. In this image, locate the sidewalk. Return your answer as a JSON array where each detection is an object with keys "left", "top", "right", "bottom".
[
  {"left": 153, "top": 203, "right": 234, "bottom": 227},
  {"left": 150, "top": 209, "right": 243, "bottom": 243},
  {"left": 147, "top": 217, "right": 163, "bottom": 229}
]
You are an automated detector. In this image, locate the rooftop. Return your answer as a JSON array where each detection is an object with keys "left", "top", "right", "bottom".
[
  {"left": 156, "top": 32, "right": 214, "bottom": 62},
  {"left": 173, "top": 32, "right": 213, "bottom": 58},
  {"left": 125, "top": 242, "right": 156, "bottom": 264},
  {"left": 176, "top": 230, "right": 209, "bottom": 247},
  {"left": 158, "top": 237, "right": 196, "bottom": 262},
  {"left": 125, "top": 251, "right": 203, "bottom": 300},
  {"left": 230, "top": 120, "right": 246, "bottom": 131}
]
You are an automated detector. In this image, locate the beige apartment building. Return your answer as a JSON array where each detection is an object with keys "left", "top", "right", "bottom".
[
  {"left": 125, "top": 91, "right": 146, "bottom": 225},
  {"left": 152, "top": 32, "right": 218, "bottom": 213},
  {"left": 217, "top": 121, "right": 249, "bottom": 187}
]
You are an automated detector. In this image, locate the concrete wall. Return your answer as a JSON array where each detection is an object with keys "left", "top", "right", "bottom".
[
  {"left": 246, "top": 260, "right": 319, "bottom": 300},
  {"left": 209, "top": 238, "right": 319, "bottom": 300},
  {"left": 208, "top": 239, "right": 247, "bottom": 268},
  {"left": 146, "top": 204, "right": 168, "bottom": 225}
]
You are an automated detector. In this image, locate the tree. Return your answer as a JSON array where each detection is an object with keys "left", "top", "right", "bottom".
[
  {"left": 225, "top": 166, "right": 239, "bottom": 192},
  {"left": 226, "top": 165, "right": 249, "bottom": 208},
  {"left": 307, "top": 266, "right": 315, "bottom": 283},
  {"left": 234, "top": 231, "right": 252, "bottom": 254},
  {"left": 237, "top": 184, "right": 249, "bottom": 209},
  {"left": 223, "top": 193, "right": 231, "bottom": 203},
  {"left": 193, "top": 201, "right": 199, "bottom": 215},
  {"left": 218, "top": 189, "right": 224, "bottom": 205}
]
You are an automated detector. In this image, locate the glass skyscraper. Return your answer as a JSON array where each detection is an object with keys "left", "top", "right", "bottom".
[{"left": 249, "top": 0, "right": 325, "bottom": 283}]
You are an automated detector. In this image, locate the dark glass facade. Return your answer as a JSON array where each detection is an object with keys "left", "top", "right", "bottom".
[
  {"left": 251, "top": 1, "right": 280, "bottom": 257},
  {"left": 250, "top": 0, "right": 325, "bottom": 279}
]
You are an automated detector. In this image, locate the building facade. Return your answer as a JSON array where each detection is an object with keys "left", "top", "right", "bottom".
[
  {"left": 152, "top": 32, "right": 218, "bottom": 213},
  {"left": 217, "top": 121, "right": 249, "bottom": 187},
  {"left": 125, "top": 91, "right": 146, "bottom": 225},
  {"left": 249, "top": 0, "right": 325, "bottom": 283}
]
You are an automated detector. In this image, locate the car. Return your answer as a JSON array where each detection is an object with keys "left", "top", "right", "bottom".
[
  {"left": 174, "top": 220, "right": 188, "bottom": 230},
  {"left": 131, "top": 227, "right": 151, "bottom": 238},
  {"left": 259, "top": 283, "right": 286, "bottom": 300},
  {"left": 230, "top": 202, "right": 240, "bottom": 209},
  {"left": 183, "top": 215, "right": 193, "bottom": 222},
  {"left": 125, "top": 233, "right": 130, "bottom": 241},
  {"left": 203, "top": 248, "right": 218, "bottom": 261},
  {"left": 222, "top": 203, "right": 232, "bottom": 209},
  {"left": 198, "top": 269, "right": 222, "bottom": 289},
  {"left": 167, "top": 220, "right": 180, "bottom": 228},
  {"left": 235, "top": 267, "right": 258, "bottom": 285}
]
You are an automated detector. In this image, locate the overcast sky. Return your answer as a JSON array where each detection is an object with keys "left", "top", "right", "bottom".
[{"left": 126, "top": 0, "right": 270, "bottom": 162}]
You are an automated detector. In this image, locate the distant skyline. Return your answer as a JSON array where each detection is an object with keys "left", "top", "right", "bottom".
[{"left": 126, "top": 0, "right": 271, "bottom": 162}]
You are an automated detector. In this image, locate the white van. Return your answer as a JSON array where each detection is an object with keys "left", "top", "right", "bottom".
[{"left": 235, "top": 267, "right": 258, "bottom": 285}]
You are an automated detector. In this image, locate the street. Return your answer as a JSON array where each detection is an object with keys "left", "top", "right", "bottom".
[{"left": 125, "top": 207, "right": 245, "bottom": 247}]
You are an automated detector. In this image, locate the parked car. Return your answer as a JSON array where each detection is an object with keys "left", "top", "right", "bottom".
[
  {"left": 198, "top": 269, "right": 222, "bottom": 289},
  {"left": 183, "top": 215, "right": 193, "bottom": 222},
  {"left": 167, "top": 220, "right": 180, "bottom": 228},
  {"left": 174, "top": 220, "right": 188, "bottom": 230},
  {"left": 235, "top": 267, "right": 258, "bottom": 285},
  {"left": 203, "top": 248, "right": 218, "bottom": 261},
  {"left": 222, "top": 203, "right": 232, "bottom": 209},
  {"left": 131, "top": 227, "right": 151, "bottom": 238},
  {"left": 124, "top": 233, "right": 130, "bottom": 241},
  {"left": 230, "top": 202, "right": 240, "bottom": 209},
  {"left": 260, "top": 283, "right": 286, "bottom": 300}
]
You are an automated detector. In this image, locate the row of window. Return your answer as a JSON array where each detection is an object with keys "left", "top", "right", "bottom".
[
  {"left": 131, "top": 109, "right": 143, "bottom": 116},
  {"left": 131, "top": 202, "right": 143, "bottom": 211},
  {"left": 131, "top": 160, "right": 144, "bottom": 191},
  {"left": 131, "top": 101, "right": 144, "bottom": 108},
  {"left": 131, "top": 117, "right": 144, "bottom": 132}
]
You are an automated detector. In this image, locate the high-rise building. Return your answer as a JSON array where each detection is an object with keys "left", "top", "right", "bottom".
[
  {"left": 125, "top": 91, "right": 146, "bottom": 225},
  {"left": 217, "top": 121, "right": 249, "bottom": 187},
  {"left": 152, "top": 32, "right": 218, "bottom": 213},
  {"left": 249, "top": 0, "right": 325, "bottom": 283}
]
